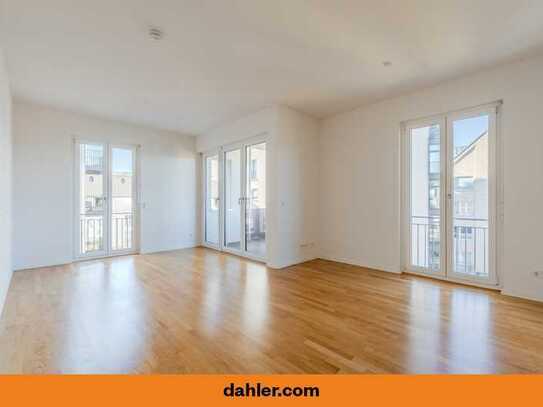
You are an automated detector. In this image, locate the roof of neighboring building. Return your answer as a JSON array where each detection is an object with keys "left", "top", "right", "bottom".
[{"left": 454, "top": 131, "right": 488, "bottom": 163}]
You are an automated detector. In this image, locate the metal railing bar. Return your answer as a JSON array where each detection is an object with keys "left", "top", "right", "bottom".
[
  {"left": 424, "top": 224, "right": 427, "bottom": 268},
  {"left": 474, "top": 228, "right": 477, "bottom": 274},
  {"left": 483, "top": 229, "right": 487, "bottom": 276},
  {"left": 417, "top": 225, "right": 421, "bottom": 267},
  {"left": 464, "top": 227, "right": 468, "bottom": 274}
]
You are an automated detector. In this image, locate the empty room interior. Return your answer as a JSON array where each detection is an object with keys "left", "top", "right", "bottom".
[{"left": 1, "top": 1, "right": 543, "bottom": 374}]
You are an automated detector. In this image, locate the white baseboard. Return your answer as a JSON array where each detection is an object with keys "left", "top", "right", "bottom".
[
  {"left": 501, "top": 288, "right": 543, "bottom": 303},
  {"left": 267, "top": 254, "right": 319, "bottom": 270},
  {"left": 13, "top": 243, "right": 199, "bottom": 271},
  {"left": 140, "top": 242, "right": 198, "bottom": 255},
  {"left": 0, "top": 269, "right": 13, "bottom": 318},
  {"left": 318, "top": 254, "right": 401, "bottom": 274},
  {"left": 14, "top": 258, "right": 72, "bottom": 272}
]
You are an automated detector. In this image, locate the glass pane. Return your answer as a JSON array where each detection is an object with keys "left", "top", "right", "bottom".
[
  {"left": 245, "top": 142, "right": 266, "bottom": 257},
  {"left": 79, "top": 143, "right": 105, "bottom": 254},
  {"left": 224, "top": 149, "right": 241, "bottom": 251},
  {"left": 452, "top": 115, "right": 489, "bottom": 277},
  {"left": 205, "top": 155, "right": 220, "bottom": 245},
  {"left": 410, "top": 125, "right": 441, "bottom": 271},
  {"left": 111, "top": 147, "right": 134, "bottom": 251}
]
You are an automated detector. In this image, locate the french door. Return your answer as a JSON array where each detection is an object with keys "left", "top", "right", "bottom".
[
  {"left": 203, "top": 152, "right": 220, "bottom": 249},
  {"left": 75, "top": 141, "right": 138, "bottom": 259},
  {"left": 404, "top": 104, "right": 499, "bottom": 286},
  {"left": 203, "top": 138, "right": 267, "bottom": 261}
]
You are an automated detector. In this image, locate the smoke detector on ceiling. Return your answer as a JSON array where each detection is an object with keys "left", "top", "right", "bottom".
[{"left": 148, "top": 27, "right": 164, "bottom": 41}]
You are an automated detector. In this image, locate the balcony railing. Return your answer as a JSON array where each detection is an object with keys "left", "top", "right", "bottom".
[
  {"left": 80, "top": 213, "right": 133, "bottom": 254},
  {"left": 453, "top": 217, "right": 489, "bottom": 276},
  {"left": 411, "top": 216, "right": 488, "bottom": 276},
  {"left": 80, "top": 215, "right": 103, "bottom": 253},
  {"left": 111, "top": 213, "right": 133, "bottom": 251},
  {"left": 411, "top": 216, "right": 440, "bottom": 270},
  {"left": 246, "top": 206, "right": 266, "bottom": 238}
]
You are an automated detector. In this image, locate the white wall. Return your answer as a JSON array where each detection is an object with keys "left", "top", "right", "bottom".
[
  {"left": 320, "top": 53, "right": 543, "bottom": 302},
  {"left": 197, "top": 105, "right": 319, "bottom": 269},
  {"left": 271, "top": 106, "right": 319, "bottom": 267},
  {"left": 0, "top": 48, "right": 12, "bottom": 315},
  {"left": 8, "top": 47, "right": 542, "bottom": 306},
  {"left": 197, "top": 107, "right": 278, "bottom": 153},
  {"left": 13, "top": 101, "right": 198, "bottom": 270}
]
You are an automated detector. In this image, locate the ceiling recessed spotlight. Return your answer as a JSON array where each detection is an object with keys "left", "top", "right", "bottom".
[
  {"left": 148, "top": 27, "right": 164, "bottom": 41},
  {"left": 382, "top": 61, "right": 392, "bottom": 67}
]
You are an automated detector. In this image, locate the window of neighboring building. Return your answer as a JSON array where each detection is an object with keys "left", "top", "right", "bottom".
[
  {"left": 455, "top": 176, "right": 474, "bottom": 190},
  {"left": 454, "top": 198, "right": 474, "bottom": 217},
  {"left": 429, "top": 180, "right": 440, "bottom": 210},
  {"left": 429, "top": 151, "right": 440, "bottom": 174}
]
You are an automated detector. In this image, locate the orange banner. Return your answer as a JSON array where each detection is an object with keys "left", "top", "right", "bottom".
[{"left": 0, "top": 375, "right": 541, "bottom": 406}]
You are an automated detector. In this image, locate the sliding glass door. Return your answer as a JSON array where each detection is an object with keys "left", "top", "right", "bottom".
[
  {"left": 245, "top": 142, "right": 266, "bottom": 257},
  {"left": 405, "top": 105, "right": 498, "bottom": 286},
  {"left": 110, "top": 145, "right": 137, "bottom": 254},
  {"left": 407, "top": 119, "right": 445, "bottom": 276},
  {"left": 77, "top": 142, "right": 108, "bottom": 257},
  {"left": 447, "top": 110, "right": 497, "bottom": 283},
  {"left": 204, "top": 153, "right": 220, "bottom": 247},
  {"left": 224, "top": 147, "right": 243, "bottom": 252},
  {"left": 202, "top": 138, "right": 267, "bottom": 261},
  {"left": 75, "top": 141, "right": 138, "bottom": 259}
]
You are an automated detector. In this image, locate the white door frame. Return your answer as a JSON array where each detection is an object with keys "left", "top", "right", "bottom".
[
  {"left": 446, "top": 105, "right": 499, "bottom": 286},
  {"left": 403, "top": 115, "right": 447, "bottom": 278},
  {"left": 109, "top": 143, "right": 139, "bottom": 257},
  {"left": 74, "top": 139, "right": 140, "bottom": 260},
  {"left": 74, "top": 139, "right": 109, "bottom": 260},
  {"left": 401, "top": 102, "right": 502, "bottom": 288},
  {"left": 201, "top": 134, "right": 268, "bottom": 263},
  {"left": 240, "top": 137, "right": 268, "bottom": 262},
  {"left": 221, "top": 140, "right": 247, "bottom": 258},
  {"left": 201, "top": 149, "right": 222, "bottom": 250}
]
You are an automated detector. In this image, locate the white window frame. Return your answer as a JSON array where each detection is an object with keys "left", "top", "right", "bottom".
[
  {"left": 201, "top": 149, "right": 222, "bottom": 250},
  {"left": 73, "top": 138, "right": 141, "bottom": 261},
  {"left": 200, "top": 133, "right": 268, "bottom": 263},
  {"left": 401, "top": 102, "right": 502, "bottom": 288},
  {"left": 402, "top": 115, "right": 447, "bottom": 278},
  {"left": 109, "top": 143, "right": 139, "bottom": 257},
  {"left": 446, "top": 104, "right": 499, "bottom": 286}
]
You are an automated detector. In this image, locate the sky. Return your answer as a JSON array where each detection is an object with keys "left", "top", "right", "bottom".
[
  {"left": 111, "top": 148, "right": 133, "bottom": 173},
  {"left": 453, "top": 114, "right": 488, "bottom": 148},
  {"left": 85, "top": 144, "right": 133, "bottom": 173}
]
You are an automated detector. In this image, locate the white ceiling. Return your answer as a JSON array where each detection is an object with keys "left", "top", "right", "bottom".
[{"left": 2, "top": 1, "right": 543, "bottom": 135}]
